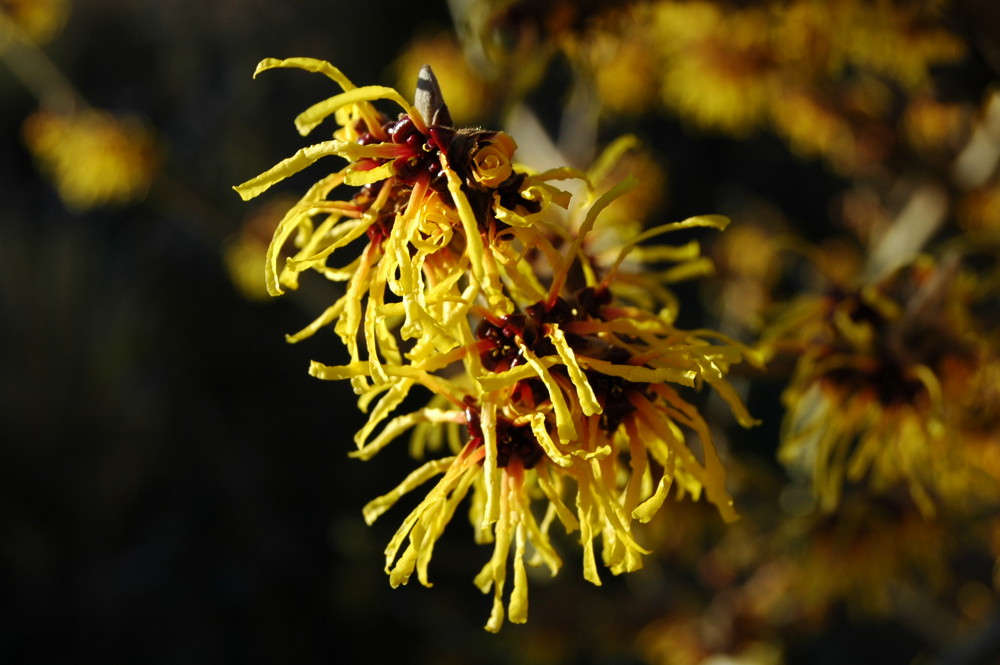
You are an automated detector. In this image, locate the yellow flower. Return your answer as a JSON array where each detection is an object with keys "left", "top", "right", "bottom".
[
  {"left": 236, "top": 58, "right": 757, "bottom": 630},
  {"left": 707, "top": 216, "right": 786, "bottom": 333},
  {"left": 769, "top": 87, "right": 857, "bottom": 174},
  {"left": 765, "top": 253, "right": 997, "bottom": 516},
  {"left": 902, "top": 92, "right": 972, "bottom": 158},
  {"left": 838, "top": 1, "right": 966, "bottom": 90},
  {"left": 653, "top": 2, "right": 779, "bottom": 137},
  {"left": 925, "top": 354, "right": 1000, "bottom": 513},
  {"left": 578, "top": 5, "right": 660, "bottom": 116},
  {"left": 771, "top": 0, "right": 964, "bottom": 84},
  {"left": 22, "top": 107, "right": 158, "bottom": 211},
  {"left": 788, "top": 493, "right": 952, "bottom": 617},
  {"left": 235, "top": 59, "right": 504, "bottom": 388}
]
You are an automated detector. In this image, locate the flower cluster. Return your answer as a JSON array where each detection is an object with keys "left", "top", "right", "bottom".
[
  {"left": 236, "top": 58, "right": 757, "bottom": 630},
  {"left": 453, "top": 0, "right": 967, "bottom": 176},
  {"left": 764, "top": 252, "right": 1000, "bottom": 517}
]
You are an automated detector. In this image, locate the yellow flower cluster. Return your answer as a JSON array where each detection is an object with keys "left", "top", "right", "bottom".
[
  {"left": 651, "top": 0, "right": 963, "bottom": 169},
  {"left": 460, "top": 0, "right": 968, "bottom": 174},
  {"left": 765, "top": 253, "right": 1000, "bottom": 516},
  {"left": 236, "top": 58, "right": 758, "bottom": 630}
]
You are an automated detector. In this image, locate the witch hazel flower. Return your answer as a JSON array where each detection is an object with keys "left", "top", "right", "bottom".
[{"left": 236, "top": 59, "right": 759, "bottom": 631}]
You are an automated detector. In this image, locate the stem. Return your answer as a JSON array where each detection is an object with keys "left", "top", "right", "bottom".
[{"left": 0, "top": 9, "right": 80, "bottom": 113}]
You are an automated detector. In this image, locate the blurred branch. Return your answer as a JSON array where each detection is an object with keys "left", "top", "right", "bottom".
[{"left": 0, "top": 8, "right": 79, "bottom": 112}]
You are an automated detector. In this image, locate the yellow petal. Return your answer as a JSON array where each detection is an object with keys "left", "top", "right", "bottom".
[
  {"left": 285, "top": 296, "right": 347, "bottom": 343},
  {"left": 508, "top": 521, "right": 529, "bottom": 624},
  {"left": 517, "top": 340, "right": 577, "bottom": 443},
  {"left": 547, "top": 324, "right": 601, "bottom": 416},
  {"left": 234, "top": 140, "right": 348, "bottom": 201},
  {"left": 294, "top": 85, "right": 421, "bottom": 136},
  {"left": 602, "top": 214, "right": 729, "bottom": 287},
  {"left": 536, "top": 464, "right": 579, "bottom": 532},
  {"left": 477, "top": 359, "right": 556, "bottom": 392},
  {"left": 577, "top": 490, "right": 602, "bottom": 586},
  {"left": 632, "top": 447, "right": 675, "bottom": 523},
  {"left": 586, "top": 134, "right": 640, "bottom": 186},
  {"left": 549, "top": 175, "right": 637, "bottom": 300},
  {"left": 706, "top": 375, "right": 761, "bottom": 428},
  {"left": 480, "top": 397, "right": 501, "bottom": 528},
  {"left": 253, "top": 57, "right": 357, "bottom": 90},
  {"left": 527, "top": 412, "right": 573, "bottom": 467},
  {"left": 577, "top": 356, "right": 697, "bottom": 387},
  {"left": 345, "top": 161, "right": 395, "bottom": 186},
  {"left": 363, "top": 457, "right": 453, "bottom": 525},
  {"left": 262, "top": 172, "right": 345, "bottom": 295},
  {"left": 440, "top": 153, "right": 485, "bottom": 285},
  {"left": 352, "top": 407, "right": 454, "bottom": 462}
]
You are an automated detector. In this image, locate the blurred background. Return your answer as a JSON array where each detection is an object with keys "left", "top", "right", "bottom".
[{"left": 2, "top": 0, "right": 999, "bottom": 663}]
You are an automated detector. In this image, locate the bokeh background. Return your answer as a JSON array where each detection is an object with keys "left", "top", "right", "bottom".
[{"left": 2, "top": 1, "right": 999, "bottom": 664}]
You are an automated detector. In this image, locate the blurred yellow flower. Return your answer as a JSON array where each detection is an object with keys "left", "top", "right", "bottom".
[
  {"left": 766, "top": 253, "right": 997, "bottom": 516},
  {"left": 839, "top": 1, "right": 965, "bottom": 90},
  {"left": 447, "top": 0, "right": 971, "bottom": 186},
  {"left": 769, "top": 88, "right": 856, "bottom": 174},
  {"left": 773, "top": 0, "right": 964, "bottom": 88},
  {"left": 578, "top": 6, "right": 660, "bottom": 117},
  {"left": 22, "top": 108, "right": 158, "bottom": 210},
  {"left": 928, "top": 355, "right": 1000, "bottom": 512},
  {"left": 654, "top": 3, "right": 778, "bottom": 137},
  {"left": 788, "top": 493, "right": 952, "bottom": 617},
  {"left": 902, "top": 91, "right": 973, "bottom": 163},
  {"left": 708, "top": 217, "right": 785, "bottom": 333}
]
